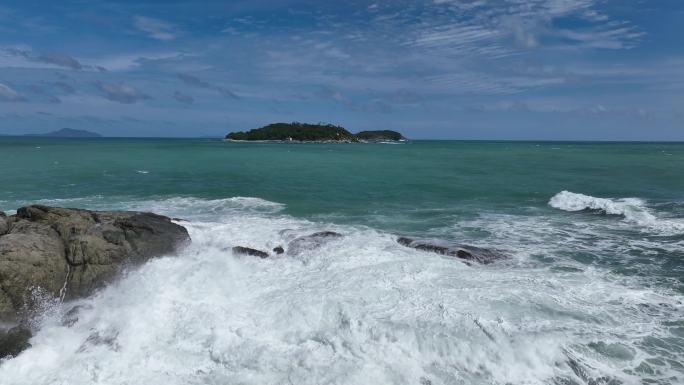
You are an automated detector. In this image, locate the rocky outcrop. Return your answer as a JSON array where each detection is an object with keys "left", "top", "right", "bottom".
[
  {"left": 229, "top": 232, "right": 344, "bottom": 259},
  {"left": 286, "top": 231, "right": 343, "bottom": 256},
  {"left": 0, "top": 326, "right": 31, "bottom": 359},
  {"left": 232, "top": 246, "right": 269, "bottom": 259},
  {"left": 0, "top": 205, "right": 190, "bottom": 324},
  {"left": 397, "top": 237, "right": 507, "bottom": 265},
  {"left": 0, "top": 212, "right": 8, "bottom": 235}
]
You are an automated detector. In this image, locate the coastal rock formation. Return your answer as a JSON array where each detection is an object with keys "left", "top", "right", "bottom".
[
  {"left": 287, "top": 231, "right": 343, "bottom": 256},
  {"left": 397, "top": 237, "right": 507, "bottom": 264},
  {"left": 232, "top": 246, "right": 269, "bottom": 258},
  {"left": 0, "top": 212, "right": 8, "bottom": 235},
  {"left": 0, "top": 326, "right": 31, "bottom": 359},
  {"left": 0, "top": 205, "right": 190, "bottom": 323}
]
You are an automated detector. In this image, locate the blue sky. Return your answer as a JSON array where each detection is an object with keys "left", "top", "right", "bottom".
[{"left": 0, "top": 0, "right": 682, "bottom": 139}]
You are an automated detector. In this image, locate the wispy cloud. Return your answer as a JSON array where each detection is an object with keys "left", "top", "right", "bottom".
[
  {"left": 34, "top": 53, "right": 83, "bottom": 70},
  {"left": 177, "top": 73, "right": 238, "bottom": 99},
  {"left": 0, "top": 82, "right": 25, "bottom": 102},
  {"left": 54, "top": 81, "right": 76, "bottom": 93},
  {"left": 0, "top": 0, "right": 679, "bottom": 139},
  {"left": 173, "top": 90, "right": 193, "bottom": 104},
  {"left": 404, "top": 0, "right": 642, "bottom": 56},
  {"left": 93, "top": 81, "right": 150, "bottom": 104},
  {"left": 315, "top": 86, "right": 354, "bottom": 107},
  {"left": 134, "top": 16, "right": 178, "bottom": 41}
]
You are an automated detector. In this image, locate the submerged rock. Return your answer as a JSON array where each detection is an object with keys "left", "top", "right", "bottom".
[
  {"left": 0, "top": 205, "right": 190, "bottom": 323},
  {"left": 61, "top": 304, "right": 93, "bottom": 328},
  {"left": 273, "top": 246, "right": 284, "bottom": 255},
  {"left": 232, "top": 246, "right": 269, "bottom": 259},
  {"left": 0, "top": 326, "right": 31, "bottom": 359},
  {"left": 397, "top": 237, "right": 506, "bottom": 264},
  {"left": 286, "top": 231, "right": 344, "bottom": 256}
]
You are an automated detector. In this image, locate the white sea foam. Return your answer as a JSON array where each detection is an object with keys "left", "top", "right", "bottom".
[
  {"left": 1, "top": 197, "right": 682, "bottom": 384},
  {"left": 549, "top": 190, "right": 684, "bottom": 234}
]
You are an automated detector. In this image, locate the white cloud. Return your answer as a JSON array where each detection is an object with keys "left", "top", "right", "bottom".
[
  {"left": 177, "top": 73, "right": 238, "bottom": 99},
  {"left": 86, "top": 52, "right": 185, "bottom": 71},
  {"left": 134, "top": 16, "right": 178, "bottom": 41},
  {"left": 94, "top": 81, "right": 150, "bottom": 104},
  {"left": 34, "top": 53, "right": 83, "bottom": 69},
  {"left": 405, "top": 0, "right": 642, "bottom": 56},
  {"left": 0, "top": 83, "right": 24, "bottom": 102}
]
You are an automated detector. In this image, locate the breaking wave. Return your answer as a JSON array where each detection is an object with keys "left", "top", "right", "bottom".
[
  {"left": 549, "top": 190, "right": 684, "bottom": 234},
  {"left": 1, "top": 196, "right": 683, "bottom": 384}
]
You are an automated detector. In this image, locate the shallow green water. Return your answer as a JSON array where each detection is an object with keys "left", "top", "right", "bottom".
[
  {"left": 2, "top": 137, "right": 683, "bottom": 215},
  {"left": 2, "top": 137, "right": 683, "bottom": 284}
]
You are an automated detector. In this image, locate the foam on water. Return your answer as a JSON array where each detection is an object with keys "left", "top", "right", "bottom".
[
  {"left": 1, "top": 197, "right": 683, "bottom": 384},
  {"left": 549, "top": 191, "right": 684, "bottom": 235}
]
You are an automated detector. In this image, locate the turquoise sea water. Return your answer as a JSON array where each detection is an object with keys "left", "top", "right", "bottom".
[{"left": 1, "top": 137, "right": 683, "bottom": 384}]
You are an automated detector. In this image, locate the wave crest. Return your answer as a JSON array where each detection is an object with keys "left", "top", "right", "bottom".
[{"left": 549, "top": 191, "right": 684, "bottom": 234}]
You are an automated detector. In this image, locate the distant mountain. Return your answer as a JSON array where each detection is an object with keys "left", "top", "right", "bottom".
[{"left": 24, "top": 128, "right": 103, "bottom": 138}]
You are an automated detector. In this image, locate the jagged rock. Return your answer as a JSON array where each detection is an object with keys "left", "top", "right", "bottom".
[
  {"left": 287, "top": 231, "right": 343, "bottom": 256},
  {"left": 0, "top": 325, "right": 31, "bottom": 359},
  {"left": 232, "top": 246, "right": 269, "bottom": 258},
  {"left": 0, "top": 205, "right": 190, "bottom": 323},
  {"left": 397, "top": 237, "right": 506, "bottom": 265},
  {"left": 273, "top": 246, "right": 284, "bottom": 255},
  {"left": 0, "top": 212, "right": 8, "bottom": 235}
]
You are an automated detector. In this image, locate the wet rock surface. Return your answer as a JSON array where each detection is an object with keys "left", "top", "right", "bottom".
[
  {"left": 0, "top": 212, "right": 8, "bottom": 236},
  {"left": 0, "top": 205, "right": 190, "bottom": 324},
  {"left": 232, "top": 246, "right": 270, "bottom": 258},
  {"left": 286, "top": 231, "right": 344, "bottom": 256},
  {"left": 0, "top": 326, "right": 31, "bottom": 359},
  {"left": 397, "top": 237, "right": 507, "bottom": 264}
]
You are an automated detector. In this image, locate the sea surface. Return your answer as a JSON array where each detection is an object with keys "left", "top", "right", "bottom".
[{"left": 0, "top": 137, "right": 683, "bottom": 385}]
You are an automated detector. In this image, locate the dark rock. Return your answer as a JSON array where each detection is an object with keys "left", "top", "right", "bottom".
[
  {"left": 0, "top": 326, "right": 31, "bottom": 359},
  {"left": 273, "top": 246, "right": 284, "bottom": 255},
  {"left": 0, "top": 212, "right": 7, "bottom": 235},
  {"left": 287, "top": 231, "right": 344, "bottom": 256},
  {"left": 310, "top": 231, "right": 343, "bottom": 238},
  {"left": 397, "top": 237, "right": 507, "bottom": 265},
  {"left": 232, "top": 246, "right": 269, "bottom": 259},
  {"left": 1, "top": 205, "right": 190, "bottom": 322}
]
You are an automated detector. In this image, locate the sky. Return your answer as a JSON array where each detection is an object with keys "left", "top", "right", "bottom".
[{"left": 0, "top": 0, "right": 683, "bottom": 139}]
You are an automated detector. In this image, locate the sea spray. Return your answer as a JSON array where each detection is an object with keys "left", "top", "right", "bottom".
[
  {"left": 549, "top": 190, "right": 684, "bottom": 234},
  {"left": 1, "top": 197, "right": 682, "bottom": 384}
]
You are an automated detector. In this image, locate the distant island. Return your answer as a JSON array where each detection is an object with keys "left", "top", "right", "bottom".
[
  {"left": 225, "top": 123, "right": 406, "bottom": 143},
  {"left": 24, "top": 128, "right": 102, "bottom": 138},
  {"left": 355, "top": 130, "right": 406, "bottom": 141}
]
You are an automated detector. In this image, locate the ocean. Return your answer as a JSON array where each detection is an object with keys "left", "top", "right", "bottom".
[{"left": 0, "top": 137, "right": 683, "bottom": 384}]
